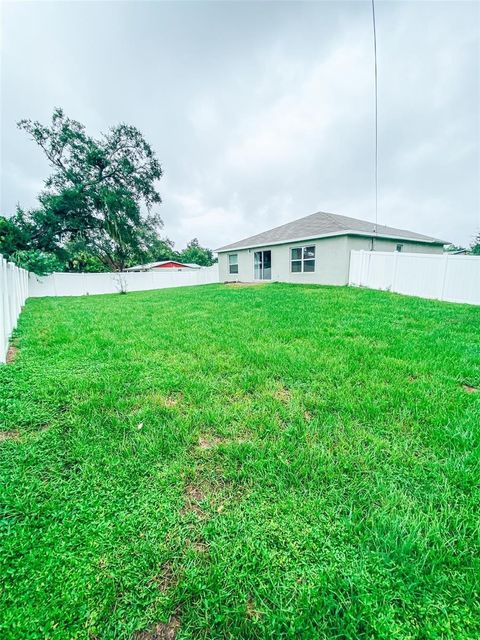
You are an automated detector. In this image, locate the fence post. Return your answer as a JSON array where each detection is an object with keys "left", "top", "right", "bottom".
[
  {"left": 7, "top": 263, "right": 15, "bottom": 337},
  {"left": 391, "top": 251, "right": 399, "bottom": 292},
  {"left": 0, "top": 254, "right": 30, "bottom": 364},
  {"left": 440, "top": 253, "right": 449, "bottom": 301},
  {"left": 357, "top": 251, "right": 363, "bottom": 285},
  {"left": 0, "top": 259, "right": 6, "bottom": 362},
  {"left": 365, "top": 251, "right": 372, "bottom": 287}
]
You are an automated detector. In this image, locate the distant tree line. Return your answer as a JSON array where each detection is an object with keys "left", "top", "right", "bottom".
[
  {"left": 0, "top": 109, "right": 216, "bottom": 274},
  {"left": 446, "top": 236, "right": 480, "bottom": 255}
]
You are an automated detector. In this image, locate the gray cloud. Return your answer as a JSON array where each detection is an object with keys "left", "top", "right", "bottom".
[{"left": 1, "top": 0, "right": 479, "bottom": 250}]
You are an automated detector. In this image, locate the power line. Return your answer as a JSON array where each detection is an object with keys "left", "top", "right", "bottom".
[{"left": 372, "top": 0, "right": 378, "bottom": 233}]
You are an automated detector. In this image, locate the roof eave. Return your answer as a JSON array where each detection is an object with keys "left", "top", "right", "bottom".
[{"left": 216, "top": 230, "right": 448, "bottom": 253}]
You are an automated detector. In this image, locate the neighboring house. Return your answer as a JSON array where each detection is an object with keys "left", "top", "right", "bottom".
[
  {"left": 125, "top": 260, "right": 201, "bottom": 272},
  {"left": 216, "top": 211, "right": 447, "bottom": 285}
]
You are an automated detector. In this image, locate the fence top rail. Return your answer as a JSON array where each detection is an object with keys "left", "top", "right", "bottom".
[
  {"left": 351, "top": 250, "right": 479, "bottom": 260},
  {"left": 29, "top": 265, "right": 216, "bottom": 280}
]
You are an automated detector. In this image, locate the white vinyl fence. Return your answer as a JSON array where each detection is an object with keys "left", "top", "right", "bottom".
[
  {"left": 349, "top": 250, "right": 480, "bottom": 305},
  {"left": 0, "top": 255, "right": 29, "bottom": 363},
  {"left": 1, "top": 263, "right": 218, "bottom": 362},
  {"left": 28, "top": 265, "right": 219, "bottom": 297}
]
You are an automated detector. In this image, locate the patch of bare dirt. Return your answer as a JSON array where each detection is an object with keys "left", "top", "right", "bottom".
[
  {"left": 463, "top": 384, "right": 479, "bottom": 393},
  {"left": 134, "top": 617, "right": 180, "bottom": 640},
  {"left": 164, "top": 397, "right": 178, "bottom": 408},
  {"left": 246, "top": 595, "right": 261, "bottom": 621},
  {"left": 147, "top": 392, "right": 182, "bottom": 409},
  {"left": 274, "top": 386, "right": 291, "bottom": 402},
  {"left": 186, "top": 537, "right": 209, "bottom": 554},
  {"left": 185, "top": 485, "right": 205, "bottom": 502},
  {"left": 0, "top": 430, "right": 19, "bottom": 443},
  {"left": 198, "top": 435, "right": 224, "bottom": 450},
  {"left": 304, "top": 410, "right": 313, "bottom": 421},
  {"left": 181, "top": 484, "right": 206, "bottom": 517},
  {"left": 6, "top": 345, "right": 18, "bottom": 364},
  {"left": 150, "top": 562, "right": 177, "bottom": 593}
]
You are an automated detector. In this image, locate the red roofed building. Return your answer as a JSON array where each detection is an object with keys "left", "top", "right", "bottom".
[{"left": 125, "top": 260, "right": 201, "bottom": 272}]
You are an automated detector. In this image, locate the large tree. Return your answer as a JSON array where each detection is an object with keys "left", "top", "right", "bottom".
[
  {"left": 13, "top": 108, "right": 163, "bottom": 270},
  {"left": 0, "top": 211, "right": 32, "bottom": 257},
  {"left": 179, "top": 237, "right": 216, "bottom": 266}
]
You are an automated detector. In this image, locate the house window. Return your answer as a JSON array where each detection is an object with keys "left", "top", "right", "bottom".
[
  {"left": 228, "top": 254, "right": 238, "bottom": 274},
  {"left": 291, "top": 245, "right": 315, "bottom": 273},
  {"left": 396, "top": 244, "right": 403, "bottom": 252}
]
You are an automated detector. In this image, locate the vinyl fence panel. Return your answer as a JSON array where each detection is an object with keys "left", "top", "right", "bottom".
[
  {"left": 0, "top": 255, "right": 29, "bottom": 363},
  {"left": 2, "top": 263, "right": 219, "bottom": 362},
  {"left": 28, "top": 265, "right": 219, "bottom": 298},
  {"left": 349, "top": 250, "right": 480, "bottom": 305}
]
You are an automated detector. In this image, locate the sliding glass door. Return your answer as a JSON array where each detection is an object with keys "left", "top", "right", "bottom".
[{"left": 254, "top": 250, "right": 271, "bottom": 280}]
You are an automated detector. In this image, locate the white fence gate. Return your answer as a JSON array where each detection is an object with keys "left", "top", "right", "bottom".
[
  {"left": 349, "top": 250, "right": 480, "bottom": 305},
  {"left": 0, "top": 255, "right": 29, "bottom": 363}
]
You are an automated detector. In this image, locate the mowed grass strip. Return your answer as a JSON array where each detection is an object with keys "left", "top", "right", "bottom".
[{"left": 0, "top": 283, "right": 479, "bottom": 639}]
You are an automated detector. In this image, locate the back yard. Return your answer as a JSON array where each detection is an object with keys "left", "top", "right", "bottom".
[{"left": 0, "top": 283, "right": 479, "bottom": 639}]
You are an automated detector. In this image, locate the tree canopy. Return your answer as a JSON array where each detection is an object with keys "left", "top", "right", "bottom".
[
  {"left": 179, "top": 238, "right": 216, "bottom": 266},
  {"left": 2, "top": 109, "right": 164, "bottom": 271},
  {"left": 470, "top": 233, "right": 480, "bottom": 255},
  {"left": 0, "top": 109, "right": 216, "bottom": 273}
]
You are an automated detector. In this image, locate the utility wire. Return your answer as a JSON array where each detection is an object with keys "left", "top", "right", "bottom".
[{"left": 372, "top": 0, "right": 378, "bottom": 233}]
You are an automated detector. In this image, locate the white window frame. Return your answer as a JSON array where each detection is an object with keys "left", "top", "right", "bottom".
[
  {"left": 290, "top": 245, "right": 316, "bottom": 273},
  {"left": 228, "top": 253, "right": 239, "bottom": 274}
]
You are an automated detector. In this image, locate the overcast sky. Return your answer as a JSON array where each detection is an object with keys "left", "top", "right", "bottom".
[{"left": 1, "top": 0, "right": 479, "bottom": 250}]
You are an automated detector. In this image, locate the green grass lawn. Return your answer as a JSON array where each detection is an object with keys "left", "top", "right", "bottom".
[{"left": 1, "top": 283, "right": 479, "bottom": 640}]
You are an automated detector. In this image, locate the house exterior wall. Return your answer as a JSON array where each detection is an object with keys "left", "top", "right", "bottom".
[
  {"left": 346, "top": 236, "right": 444, "bottom": 255},
  {"left": 218, "top": 235, "right": 444, "bottom": 285}
]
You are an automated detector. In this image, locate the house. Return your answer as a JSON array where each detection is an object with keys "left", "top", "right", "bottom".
[
  {"left": 125, "top": 260, "right": 201, "bottom": 272},
  {"left": 216, "top": 211, "right": 447, "bottom": 285}
]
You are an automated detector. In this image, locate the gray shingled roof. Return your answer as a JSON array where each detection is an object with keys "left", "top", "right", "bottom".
[{"left": 216, "top": 211, "right": 448, "bottom": 252}]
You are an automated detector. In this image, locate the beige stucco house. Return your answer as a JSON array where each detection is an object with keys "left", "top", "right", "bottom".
[{"left": 217, "top": 211, "right": 447, "bottom": 285}]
